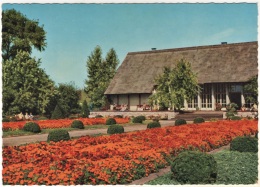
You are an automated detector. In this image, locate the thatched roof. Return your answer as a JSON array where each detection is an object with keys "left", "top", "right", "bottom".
[{"left": 105, "top": 41, "right": 258, "bottom": 95}]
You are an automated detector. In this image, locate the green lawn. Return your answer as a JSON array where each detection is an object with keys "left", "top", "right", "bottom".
[{"left": 146, "top": 150, "right": 258, "bottom": 185}]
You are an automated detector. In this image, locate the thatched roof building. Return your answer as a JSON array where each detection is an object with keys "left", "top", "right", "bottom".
[{"left": 105, "top": 42, "right": 258, "bottom": 111}]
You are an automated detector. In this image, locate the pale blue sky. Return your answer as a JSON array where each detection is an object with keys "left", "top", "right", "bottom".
[{"left": 2, "top": 3, "right": 258, "bottom": 88}]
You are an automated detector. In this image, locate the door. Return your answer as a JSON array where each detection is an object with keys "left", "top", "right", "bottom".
[{"left": 229, "top": 93, "right": 241, "bottom": 109}]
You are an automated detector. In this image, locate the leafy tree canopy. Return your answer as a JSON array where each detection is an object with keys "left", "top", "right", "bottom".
[
  {"left": 2, "top": 51, "right": 57, "bottom": 115},
  {"left": 2, "top": 9, "right": 47, "bottom": 61},
  {"left": 148, "top": 58, "right": 200, "bottom": 110},
  {"left": 85, "top": 46, "right": 119, "bottom": 109},
  {"left": 243, "top": 75, "right": 258, "bottom": 104}
]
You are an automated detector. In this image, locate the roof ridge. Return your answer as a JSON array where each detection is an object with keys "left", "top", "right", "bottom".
[{"left": 128, "top": 41, "right": 258, "bottom": 55}]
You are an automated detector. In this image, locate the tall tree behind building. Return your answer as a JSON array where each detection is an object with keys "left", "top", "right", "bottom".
[{"left": 84, "top": 46, "right": 119, "bottom": 109}]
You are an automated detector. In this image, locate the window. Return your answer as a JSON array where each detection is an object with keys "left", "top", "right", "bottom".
[
  {"left": 188, "top": 96, "right": 198, "bottom": 109},
  {"left": 201, "top": 84, "right": 212, "bottom": 109},
  {"left": 215, "top": 84, "right": 226, "bottom": 107}
]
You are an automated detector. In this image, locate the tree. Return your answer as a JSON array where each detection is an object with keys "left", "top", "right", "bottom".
[
  {"left": 57, "top": 82, "right": 81, "bottom": 117},
  {"left": 81, "top": 100, "right": 90, "bottom": 118},
  {"left": 2, "top": 51, "right": 57, "bottom": 115},
  {"left": 148, "top": 59, "right": 200, "bottom": 111},
  {"left": 243, "top": 75, "right": 258, "bottom": 104},
  {"left": 2, "top": 9, "right": 46, "bottom": 61},
  {"left": 85, "top": 46, "right": 119, "bottom": 109},
  {"left": 51, "top": 103, "right": 66, "bottom": 119}
]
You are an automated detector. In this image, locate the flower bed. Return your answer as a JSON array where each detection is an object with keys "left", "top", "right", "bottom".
[
  {"left": 2, "top": 118, "right": 130, "bottom": 131},
  {"left": 2, "top": 120, "right": 257, "bottom": 185}
]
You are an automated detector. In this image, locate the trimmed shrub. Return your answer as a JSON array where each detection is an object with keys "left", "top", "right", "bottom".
[
  {"left": 23, "top": 122, "right": 41, "bottom": 133},
  {"left": 71, "top": 120, "right": 84, "bottom": 129},
  {"left": 114, "top": 115, "right": 123, "bottom": 118},
  {"left": 107, "top": 125, "right": 124, "bottom": 134},
  {"left": 81, "top": 100, "right": 90, "bottom": 118},
  {"left": 147, "top": 121, "right": 161, "bottom": 129},
  {"left": 51, "top": 104, "right": 65, "bottom": 119},
  {"left": 230, "top": 116, "right": 242, "bottom": 120},
  {"left": 230, "top": 136, "right": 258, "bottom": 153},
  {"left": 132, "top": 116, "right": 145, "bottom": 123},
  {"left": 95, "top": 115, "right": 103, "bottom": 118},
  {"left": 106, "top": 118, "right": 117, "bottom": 125},
  {"left": 47, "top": 129, "right": 70, "bottom": 142},
  {"left": 255, "top": 131, "right": 258, "bottom": 139},
  {"left": 175, "top": 119, "right": 187, "bottom": 126},
  {"left": 139, "top": 115, "right": 146, "bottom": 121},
  {"left": 171, "top": 151, "right": 217, "bottom": 184},
  {"left": 193, "top": 117, "right": 205, "bottom": 124}
]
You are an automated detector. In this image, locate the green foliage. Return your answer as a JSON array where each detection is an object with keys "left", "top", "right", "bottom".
[
  {"left": 106, "top": 118, "right": 117, "bottom": 125},
  {"left": 51, "top": 104, "right": 66, "bottom": 119},
  {"left": 170, "top": 151, "right": 217, "bottom": 184},
  {"left": 2, "top": 51, "right": 57, "bottom": 116},
  {"left": 47, "top": 129, "right": 70, "bottom": 142},
  {"left": 2, "top": 118, "right": 10, "bottom": 122},
  {"left": 114, "top": 115, "right": 123, "bottom": 118},
  {"left": 2, "top": 9, "right": 46, "bottom": 61},
  {"left": 56, "top": 82, "right": 81, "bottom": 117},
  {"left": 147, "top": 151, "right": 258, "bottom": 185},
  {"left": 95, "top": 115, "right": 103, "bottom": 118},
  {"left": 243, "top": 75, "right": 258, "bottom": 104},
  {"left": 132, "top": 116, "right": 145, "bottom": 123},
  {"left": 71, "top": 120, "right": 84, "bottom": 129},
  {"left": 175, "top": 119, "right": 187, "bottom": 126},
  {"left": 81, "top": 100, "right": 90, "bottom": 118},
  {"left": 230, "top": 136, "right": 258, "bottom": 153},
  {"left": 226, "top": 103, "right": 238, "bottom": 119},
  {"left": 147, "top": 121, "right": 161, "bottom": 129},
  {"left": 193, "top": 117, "right": 205, "bottom": 124},
  {"left": 23, "top": 122, "right": 41, "bottom": 133},
  {"left": 107, "top": 125, "right": 124, "bottom": 134},
  {"left": 214, "top": 151, "right": 258, "bottom": 184},
  {"left": 85, "top": 46, "right": 119, "bottom": 109},
  {"left": 37, "top": 116, "right": 48, "bottom": 120},
  {"left": 230, "top": 116, "right": 242, "bottom": 120},
  {"left": 148, "top": 59, "right": 200, "bottom": 110}
]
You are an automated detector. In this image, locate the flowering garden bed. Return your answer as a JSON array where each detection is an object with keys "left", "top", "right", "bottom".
[
  {"left": 2, "top": 118, "right": 130, "bottom": 131},
  {"left": 2, "top": 120, "right": 257, "bottom": 185}
]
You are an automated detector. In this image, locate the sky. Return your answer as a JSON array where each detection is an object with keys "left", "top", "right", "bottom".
[{"left": 1, "top": 2, "right": 258, "bottom": 89}]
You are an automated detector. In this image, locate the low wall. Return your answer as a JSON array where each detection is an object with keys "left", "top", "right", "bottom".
[
  {"left": 90, "top": 111, "right": 178, "bottom": 120},
  {"left": 223, "top": 111, "right": 257, "bottom": 119}
]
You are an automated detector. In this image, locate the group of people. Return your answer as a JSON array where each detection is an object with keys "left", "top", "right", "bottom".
[
  {"left": 240, "top": 103, "right": 258, "bottom": 112},
  {"left": 16, "top": 112, "right": 34, "bottom": 120},
  {"left": 113, "top": 103, "right": 128, "bottom": 111}
]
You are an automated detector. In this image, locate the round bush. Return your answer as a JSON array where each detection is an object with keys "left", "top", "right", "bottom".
[
  {"left": 106, "top": 118, "right": 117, "bottom": 125},
  {"left": 193, "top": 117, "right": 205, "bottom": 124},
  {"left": 47, "top": 129, "right": 70, "bottom": 142},
  {"left": 107, "top": 125, "right": 124, "bottom": 134},
  {"left": 132, "top": 116, "right": 145, "bottom": 123},
  {"left": 175, "top": 119, "right": 187, "bottom": 126},
  {"left": 147, "top": 121, "right": 161, "bottom": 129},
  {"left": 114, "top": 115, "right": 123, "bottom": 118},
  {"left": 171, "top": 151, "right": 217, "bottom": 184},
  {"left": 95, "top": 115, "right": 103, "bottom": 118},
  {"left": 230, "top": 136, "right": 258, "bottom": 153},
  {"left": 23, "top": 122, "right": 41, "bottom": 133},
  {"left": 230, "top": 116, "right": 242, "bottom": 120},
  {"left": 71, "top": 120, "right": 84, "bottom": 129}
]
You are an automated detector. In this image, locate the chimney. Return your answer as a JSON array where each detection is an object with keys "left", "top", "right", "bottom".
[
  {"left": 221, "top": 42, "right": 227, "bottom": 45},
  {"left": 151, "top": 48, "right": 157, "bottom": 50}
]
